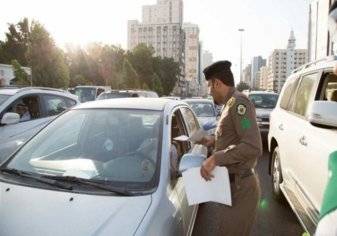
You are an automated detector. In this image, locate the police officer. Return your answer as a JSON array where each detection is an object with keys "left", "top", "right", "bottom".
[{"left": 198, "top": 60, "right": 262, "bottom": 236}]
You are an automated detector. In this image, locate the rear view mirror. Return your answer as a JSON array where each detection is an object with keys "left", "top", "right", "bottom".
[
  {"left": 179, "top": 153, "right": 205, "bottom": 174},
  {"left": 308, "top": 101, "right": 337, "bottom": 128},
  {"left": 1, "top": 113, "right": 20, "bottom": 125}
]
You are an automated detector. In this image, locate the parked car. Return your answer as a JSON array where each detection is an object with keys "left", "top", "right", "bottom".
[
  {"left": 161, "top": 96, "right": 181, "bottom": 100},
  {"left": 0, "top": 87, "right": 80, "bottom": 163},
  {"left": 0, "top": 98, "right": 206, "bottom": 236},
  {"left": 268, "top": 56, "right": 337, "bottom": 235},
  {"left": 183, "top": 98, "right": 217, "bottom": 133},
  {"left": 97, "top": 90, "right": 159, "bottom": 100},
  {"left": 74, "top": 86, "right": 111, "bottom": 102},
  {"left": 247, "top": 91, "right": 279, "bottom": 137}
]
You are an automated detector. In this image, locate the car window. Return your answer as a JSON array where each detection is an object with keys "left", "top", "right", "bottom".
[
  {"left": 291, "top": 73, "right": 317, "bottom": 117},
  {"left": 43, "top": 95, "right": 74, "bottom": 116},
  {"left": 7, "top": 109, "right": 162, "bottom": 187},
  {"left": 5, "top": 95, "right": 41, "bottom": 122},
  {"left": 180, "top": 107, "right": 199, "bottom": 135},
  {"left": 317, "top": 72, "right": 337, "bottom": 102},
  {"left": 249, "top": 94, "right": 279, "bottom": 109},
  {"left": 187, "top": 102, "right": 216, "bottom": 117},
  {"left": 280, "top": 77, "right": 300, "bottom": 110},
  {"left": 96, "top": 88, "right": 105, "bottom": 96}
]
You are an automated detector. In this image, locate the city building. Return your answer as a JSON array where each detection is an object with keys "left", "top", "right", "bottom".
[
  {"left": 251, "top": 56, "right": 266, "bottom": 89},
  {"left": 308, "top": 0, "right": 334, "bottom": 62},
  {"left": 242, "top": 64, "right": 252, "bottom": 86},
  {"left": 183, "top": 23, "right": 200, "bottom": 95},
  {"left": 202, "top": 50, "right": 213, "bottom": 69},
  {"left": 266, "top": 31, "right": 307, "bottom": 93},
  {"left": 258, "top": 66, "right": 269, "bottom": 90},
  {"left": 0, "top": 64, "right": 31, "bottom": 86},
  {"left": 142, "top": 0, "right": 183, "bottom": 24}
]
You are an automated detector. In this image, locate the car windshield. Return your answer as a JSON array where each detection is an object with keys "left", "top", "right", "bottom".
[
  {"left": 4, "top": 109, "right": 162, "bottom": 189},
  {"left": 187, "top": 101, "right": 215, "bottom": 117},
  {"left": 249, "top": 93, "right": 279, "bottom": 109},
  {"left": 74, "top": 88, "right": 96, "bottom": 102},
  {"left": 0, "top": 94, "right": 11, "bottom": 105}
]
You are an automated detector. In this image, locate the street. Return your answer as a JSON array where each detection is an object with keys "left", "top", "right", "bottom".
[{"left": 193, "top": 142, "right": 304, "bottom": 236}]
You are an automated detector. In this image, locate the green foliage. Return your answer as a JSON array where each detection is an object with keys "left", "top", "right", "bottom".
[
  {"left": 122, "top": 59, "right": 139, "bottom": 89},
  {"left": 11, "top": 59, "right": 30, "bottom": 86},
  {"left": 236, "top": 81, "right": 250, "bottom": 92}
]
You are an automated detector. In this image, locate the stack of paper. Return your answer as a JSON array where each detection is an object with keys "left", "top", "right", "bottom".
[{"left": 182, "top": 166, "right": 232, "bottom": 206}]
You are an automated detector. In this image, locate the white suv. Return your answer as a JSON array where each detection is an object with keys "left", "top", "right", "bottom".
[
  {"left": 268, "top": 56, "right": 337, "bottom": 234},
  {"left": 0, "top": 87, "right": 80, "bottom": 162}
]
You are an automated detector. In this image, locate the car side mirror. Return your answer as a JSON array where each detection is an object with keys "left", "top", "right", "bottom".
[
  {"left": 1, "top": 112, "right": 20, "bottom": 125},
  {"left": 307, "top": 101, "right": 337, "bottom": 128},
  {"left": 178, "top": 153, "right": 205, "bottom": 174}
]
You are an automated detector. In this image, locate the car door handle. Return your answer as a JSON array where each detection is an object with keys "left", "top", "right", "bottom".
[
  {"left": 299, "top": 136, "right": 307, "bottom": 146},
  {"left": 278, "top": 124, "right": 284, "bottom": 131}
]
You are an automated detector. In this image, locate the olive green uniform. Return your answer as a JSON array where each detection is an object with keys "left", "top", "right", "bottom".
[{"left": 195, "top": 87, "right": 262, "bottom": 236}]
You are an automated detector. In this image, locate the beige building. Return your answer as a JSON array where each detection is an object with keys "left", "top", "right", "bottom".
[
  {"left": 258, "top": 66, "right": 269, "bottom": 90},
  {"left": 266, "top": 31, "right": 307, "bottom": 93},
  {"left": 142, "top": 0, "right": 183, "bottom": 24},
  {"left": 243, "top": 64, "right": 251, "bottom": 86}
]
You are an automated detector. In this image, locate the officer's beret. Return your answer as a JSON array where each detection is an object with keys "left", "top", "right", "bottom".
[{"left": 203, "top": 60, "right": 234, "bottom": 86}]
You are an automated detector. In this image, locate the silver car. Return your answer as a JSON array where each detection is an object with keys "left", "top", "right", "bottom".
[
  {"left": 0, "top": 87, "right": 80, "bottom": 163},
  {"left": 0, "top": 98, "right": 206, "bottom": 236}
]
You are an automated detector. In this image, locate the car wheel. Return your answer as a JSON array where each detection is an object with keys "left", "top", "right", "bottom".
[{"left": 271, "top": 146, "right": 284, "bottom": 202}]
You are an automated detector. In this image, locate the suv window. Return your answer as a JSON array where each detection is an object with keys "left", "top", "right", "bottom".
[
  {"left": 317, "top": 72, "right": 337, "bottom": 102},
  {"left": 4, "top": 95, "right": 41, "bottom": 122},
  {"left": 280, "top": 77, "right": 300, "bottom": 110},
  {"left": 97, "top": 88, "right": 105, "bottom": 97},
  {"left": 292, "top": 73, "right": 317, "bottom": 117},
  {"left": 43, "top": 95, "right": 76, "bottom": 116}
]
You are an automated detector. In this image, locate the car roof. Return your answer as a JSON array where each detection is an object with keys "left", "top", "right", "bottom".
[
  {"left": 74, "top": 98, "right": 183, "bottom": 111},
  {"left": 0, "top": 88, "right": 20, "bottom": 95},
  {"left": 0, "top": 87, "right": 78, "bottom": 100},
  {"left": 291, "top": 56, "right": 337, "bottom": 77},
  {"left": 183, "top": 98, "right": 213, "bottom": 103}
]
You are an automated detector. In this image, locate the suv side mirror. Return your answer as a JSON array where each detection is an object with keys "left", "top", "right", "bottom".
[
  {"left": 1, "top": 112, "right": 20, "bottom": 125},
  {"left": 178, "top": 153, "right": 205, "bottom": 174},
  {"left": 308, "top": 101, "right": 337, "bottom": 128}
]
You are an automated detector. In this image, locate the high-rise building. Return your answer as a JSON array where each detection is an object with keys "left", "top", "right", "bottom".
[
  {"left": 183, "top": 23, "right": 200, "bottom": 95},
  {"left": 251, "top": 56, "right": 266, "bottom": 89},
  {"left": 258, "top": 66, "right": 269, "bottom": 90},
  {"left": 142, "top": 0, "right": 183, "bottom": 24},
  {"left": 308, "top": 0, "right": 334, "bottom": 62},
  {"left": 243, "top": 64, "right": 252, "bottom": 86},
  {"left": 127, "top": 0, "right": 184, "bottom": 63},
  {"left": 267, "top": 31, "right": 307, "bottom": 93},
  {"left": 202, "top": 50, "right": 213, "bottom": 69}
]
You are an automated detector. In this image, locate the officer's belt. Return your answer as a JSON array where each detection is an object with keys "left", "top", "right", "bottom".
[{"left": 229, "top": 169, "right": 255, "bottom": 183}]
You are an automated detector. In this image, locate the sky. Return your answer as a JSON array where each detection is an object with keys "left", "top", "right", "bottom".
[{"left": 0, "top": 0, "right": 311, "bottom": 81}]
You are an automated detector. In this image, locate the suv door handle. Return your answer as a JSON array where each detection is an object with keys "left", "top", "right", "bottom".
[
  {"left": 299, "top": 136, "right": 308, "bottom": 146},
  {"left": 278, "top": 124, "right": 284, "bottom": 131}
]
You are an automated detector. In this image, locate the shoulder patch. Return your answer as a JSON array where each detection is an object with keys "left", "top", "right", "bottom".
[
  {"left": 237, "top": 104, "right": 247, "bottom": 115},
  {"left": 226, "top": 97, "right": 236, "bottom": 108}
]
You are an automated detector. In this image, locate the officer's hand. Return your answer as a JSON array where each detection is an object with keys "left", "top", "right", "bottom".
[
  {"left": 200, "top": 156, "right": 216, "bottom": 181},
  {"left": 197, "top": 135, "right": 215, "bottom": 147}
]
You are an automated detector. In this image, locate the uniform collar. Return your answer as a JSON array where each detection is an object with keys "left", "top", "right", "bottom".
[{"left": 223, "top": 87, "right": 236, "bottom": 105}]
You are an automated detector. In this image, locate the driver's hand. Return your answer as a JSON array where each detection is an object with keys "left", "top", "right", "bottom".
[{"left": 197, "top": 135, "right": 215, "bottom": 147}]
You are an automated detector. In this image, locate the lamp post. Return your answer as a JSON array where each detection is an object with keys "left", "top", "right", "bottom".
[{"left": 238, "top": 28, "right": 245, "bottom": 83}]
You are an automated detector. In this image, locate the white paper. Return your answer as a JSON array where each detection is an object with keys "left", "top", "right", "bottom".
[
  {"left": 182, "top": 166, "right": 232, "bottom": 206},
  {"left": 173, "top": 128, "right": 207, "bottom": 143}
]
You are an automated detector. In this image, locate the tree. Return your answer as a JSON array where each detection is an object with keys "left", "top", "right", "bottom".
[
  {"left": 151, "top": 73, "right": 163, "bottom": 96},
  {"left": 28, "top": 21, "right": 69, "bottom": 88},
  {"left": 69, "top": 74, "right": 90, "bottom": 87},
  {"left": 11, "top": 59, "right": 30, "bottom": 86},
  {"left": 153, "top": 57, "right": 180, "bottom": 95},
  {"left": 236, "top": 81, "right": 250, "bottom": 92},
  {"left": 122, "top": 59, "right": 139, "bottom": 89}
]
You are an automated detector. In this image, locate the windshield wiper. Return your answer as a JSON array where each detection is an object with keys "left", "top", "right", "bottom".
[
  {"left": 44, "top": 175, "right": 134, "bottom": 196},
  {"left": 0, "top": 168, "right": 73, "bottom": 190}
]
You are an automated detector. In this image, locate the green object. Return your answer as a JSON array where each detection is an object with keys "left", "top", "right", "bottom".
[
  {"left": 240, "top": 117, "right": 251, "bottom": 130},
  {"left": 259, "top": 199, "right": 268, "bottom": 210},
  {"left": 320, "top": 151, "right": 337, "bottom": 219},
  {"left": 302, "top": 232, "right": 310, "bottom": 236}
]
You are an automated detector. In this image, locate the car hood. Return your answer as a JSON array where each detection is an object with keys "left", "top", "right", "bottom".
[
  {"left": 0, "top": 182, "right": 151, "bottom": 236},
  {"left": 255, "top": 108, "right": 273, "bottom": 118}
]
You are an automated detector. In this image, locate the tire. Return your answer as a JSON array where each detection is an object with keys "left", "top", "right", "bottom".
[{"left": 271, "top": 146, "right": 285, "bottom": 202}]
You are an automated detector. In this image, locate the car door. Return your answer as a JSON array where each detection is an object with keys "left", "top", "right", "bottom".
[
  {"left": 292, "top": 71, "right": 337, "bottom": 212},
  {"left": 282, "top": 72, "right": 321, "bottom": 205},
  {"left": 0, "top": 94, "right": 50, "bottom": 161},
  {"left": 270, "top": 75, "right": 300, "bottom": 178},
  {"left": 177, "top": 106, "right": 206, "bottom": 235}
]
